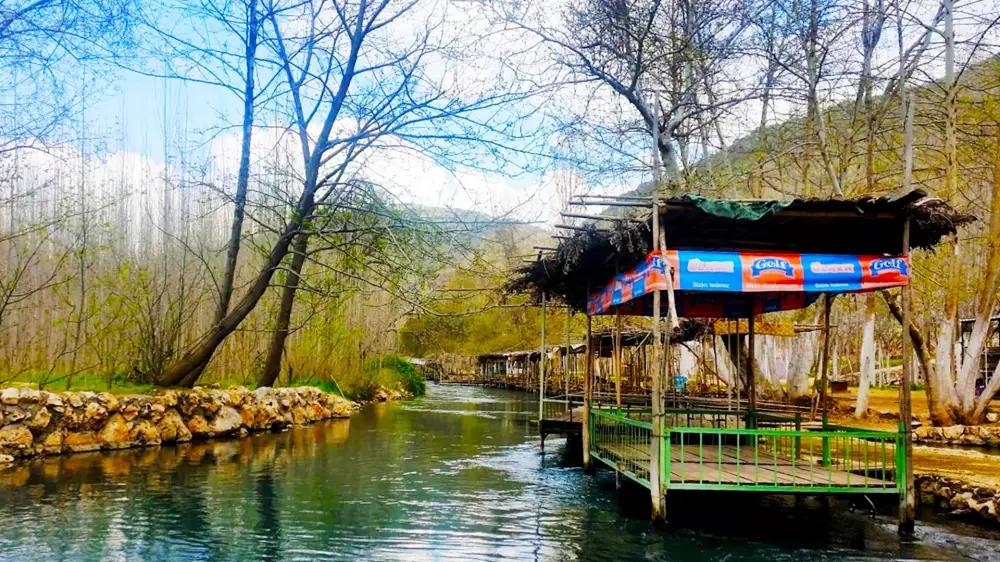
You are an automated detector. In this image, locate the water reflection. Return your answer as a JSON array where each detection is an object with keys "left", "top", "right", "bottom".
[{"left": 0, "top": 384, "right": 998, "bottom": 561}]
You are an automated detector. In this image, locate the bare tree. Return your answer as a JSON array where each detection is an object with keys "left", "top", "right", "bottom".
[
  {"left": 156, "top": 0, "right": 530, "bottom": 386},
  {"left": 489, "top": 0, "right": 764, "bottom": 191}
]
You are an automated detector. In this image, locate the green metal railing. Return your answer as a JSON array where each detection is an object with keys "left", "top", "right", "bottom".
[
  {"left": 590, "top": 407, "right": 652, "bottom": 486},
  {"left": 588, "top": 406, "right": 902, "bottom": 495},
  {"left": 666, "top": 426, "right": 900, "bottom": 493}
]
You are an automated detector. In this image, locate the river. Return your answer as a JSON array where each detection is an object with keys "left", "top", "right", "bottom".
[{"left": 0, "top": 383, "right": 998, "bottom": 561}]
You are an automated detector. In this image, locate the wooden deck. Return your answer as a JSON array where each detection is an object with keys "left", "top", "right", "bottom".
[
  {"left": 595, "top": 442, "right": 894, "bottom": 492},
  {"left": 540, "top": 408, "right": 583, "bottom": 441}
]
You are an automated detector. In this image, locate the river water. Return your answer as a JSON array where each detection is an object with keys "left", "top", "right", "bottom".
[{"left": 0, "top": 384, "right": 998, "bottom": 561}]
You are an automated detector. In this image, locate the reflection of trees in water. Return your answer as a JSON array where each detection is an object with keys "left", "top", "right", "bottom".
[
  {"left": 0, "top": 420, "right": 356, "bottom": 559},
  {"left": 254, "top": 471, "right": 281, "bottom": 562}
]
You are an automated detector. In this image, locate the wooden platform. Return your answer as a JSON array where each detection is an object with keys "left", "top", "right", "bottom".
[
  {"left": 540, "top": 408, "right": 583, "bottom": 439},
  {"left": 595, "top": 443, "right": 894, "bottom": 492}
]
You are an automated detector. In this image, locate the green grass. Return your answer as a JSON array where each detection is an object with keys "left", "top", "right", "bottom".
[
  {"left": 4, "top": 356, "right": 427, "bottom": 401},
  {"left": 303, "top": 355, "right": 427, "bottom": 401},
  {"left": 1, "top": 371, "right": 157, "bottom": 394}
]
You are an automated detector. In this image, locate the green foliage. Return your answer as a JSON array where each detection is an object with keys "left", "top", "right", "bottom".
[
  {"left": 371, "top": 355, "right": 426, "bottom": 397},
  {"left": 9, "top": 370, "right": 157, "bottom": 394},
  {"left": 356, "top": 355, "right": 426, "bottom": 398}
]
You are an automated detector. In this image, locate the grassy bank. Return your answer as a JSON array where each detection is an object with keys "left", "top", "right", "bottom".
[{"left": 1, "top": 354, "right": 427, "bottom": 402}]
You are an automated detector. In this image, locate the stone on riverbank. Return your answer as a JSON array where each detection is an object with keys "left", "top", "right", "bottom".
[
  {"left": 917, "top": 475, "right": 1000, "bottom": 526},
  {"left": 0, "top": 385, "right": 359, "bottom": 463},
  {"left": 914, "top": 424, "right": 1000, "bottom": 447}
]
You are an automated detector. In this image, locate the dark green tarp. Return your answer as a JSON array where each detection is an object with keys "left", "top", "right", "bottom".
[{"left": 678, "top": 195, "right": 792, "bottom": 221}]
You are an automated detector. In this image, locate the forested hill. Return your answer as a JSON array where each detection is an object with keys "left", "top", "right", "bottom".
[
  {"left": 616, "top": 56, "right": 1000, "bottom": 209},
  {"left": 398, "top": 221, "right": 573, "bottom": 358}
]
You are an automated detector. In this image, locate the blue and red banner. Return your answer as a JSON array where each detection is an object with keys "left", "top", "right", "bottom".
[{"left": 586, "top": 250, "right": 909, "bottom": 317}]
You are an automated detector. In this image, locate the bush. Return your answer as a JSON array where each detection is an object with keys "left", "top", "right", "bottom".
[{"left": 363, "top": 355, "right": 426, "bottom": 397}]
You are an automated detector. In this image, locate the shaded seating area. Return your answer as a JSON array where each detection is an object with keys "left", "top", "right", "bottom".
[{"left": 511, "top": 188, "right": 970, "bottom": 532}]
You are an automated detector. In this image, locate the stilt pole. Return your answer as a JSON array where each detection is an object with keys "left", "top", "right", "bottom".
[
  {"left": 899, "top": 219, "right": 915, "bottom": 536},
  {"left": 820, "top": 293, "right": 833, "bottom": 465},
  {"left": 539, "top": 292, "right": 546, "bottom": 424},
  {"left": 614, "top": 311, "right": 623, "bottom": 407},
  {"left": 748, "top": 313, "right": 756, "bottom": 423},
  {"left": 649, "top": 200, "right": 666, "bottom": 523},
  {"left": 582, "top": 314, "right": 593, "bottom": 471},
  {"left": 565, "top": 306, "right": 572, "bottom": 409}
]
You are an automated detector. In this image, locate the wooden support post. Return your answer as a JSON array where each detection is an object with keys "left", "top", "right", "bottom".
[
  {"left": 614, "top": 311, "right": 623, "bottom": 407},
  {"left": 565, "top": 306, "right": 572, "bottom": 411},
  {"left": 649, "top": 201, "right": 667, "bottom": 523},
  {"left": 582, "top": 314, "right": 593, "bottom": 471},
  {"left": 899, "top": 219, "right": 915, "bottom": 537},
  {"left": 748, "top": 314, "right": 756, "bottom": 426},
  {"left": 820, "top": 293, "right": 833, "bottom": 466},
  {"left": 539, "top": 292, "right": 546, "bottom": 425}
]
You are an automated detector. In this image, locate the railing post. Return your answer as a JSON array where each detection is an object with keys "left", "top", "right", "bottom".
[
  {"left": 793, "top": 412, "right": 802, "bottom": 459},
  {"left": 822, "top": 412, "right": 831, "bottom": 467}
]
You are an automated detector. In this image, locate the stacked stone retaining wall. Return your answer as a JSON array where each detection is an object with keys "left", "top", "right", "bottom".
[{"left": 0, "top": 386, "right": 361, "bottom": 466}]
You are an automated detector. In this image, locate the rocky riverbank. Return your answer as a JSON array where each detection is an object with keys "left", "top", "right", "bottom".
[
  {"left": 0, "top": 385, "right": 399, "bottom": 467},
  {"left": 917, "top": 474, "right": 1000, "bottom": 527},
  {"left": 913, "top": 424, "right": 1000, "bottom": 447}
]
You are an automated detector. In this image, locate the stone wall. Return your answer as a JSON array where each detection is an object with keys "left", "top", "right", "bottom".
[
  {"left": 0, "top": 386, "right": 357, "bottom": 466},
  {"left": 913, "top": 424, "right": 1000, "bottom": 447},
  {"left": 917, "top": 474, "right": 1000, "bottom": 526}
]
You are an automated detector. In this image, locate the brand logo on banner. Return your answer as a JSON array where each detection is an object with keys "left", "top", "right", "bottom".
[
  {"left": 750, "top": 257, "right": 794, "bottom": 277},
  {"left": 810, "top": 262, "right": 854, "bottom": 274},
  {"left": 802, "top": 254, "right": 862, "bottom": 291},
  {"left": 741, "top": 253, "right": 803, "bottom": 291},
  {"left": 869, "top": 257, "right": 907, "bottom": 276},
  {"left": 678, "top": 250, "right": 741, "bottom": 291},
  {"left": 688, "top": 258, "right": 735, "bottom": 273},
  {"left": 861, "top": 255, "right": 909, "bottom": 289}
]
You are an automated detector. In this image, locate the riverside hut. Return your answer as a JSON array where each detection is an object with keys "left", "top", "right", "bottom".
[{"left": 511, "top": 188, "right": 971, "bottom": 534}]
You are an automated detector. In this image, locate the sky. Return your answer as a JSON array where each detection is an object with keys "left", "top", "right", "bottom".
[{"left": 73, "top": 0, "right": 639, "bottom": 231}]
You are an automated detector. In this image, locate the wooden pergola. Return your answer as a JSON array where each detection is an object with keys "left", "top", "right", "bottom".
[{"left": 513, "top": 189, "right": 972, "bottom": 535}]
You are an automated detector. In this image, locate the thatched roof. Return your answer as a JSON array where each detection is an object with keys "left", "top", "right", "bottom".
[{"left": 509, "top": 189, "right": 973, "bottom": 312}]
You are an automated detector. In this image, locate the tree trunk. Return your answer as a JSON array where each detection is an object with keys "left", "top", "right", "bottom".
[
  {"left": 157, "top": 214, "right": 303, "bottom": 386},
  {"left": 855, "top": 293, "right": 877, "bottom": 418},
  {"left": 258, "top": 231, "right": 309, "bottom": 388},
  {"left": 215, "top": 0, "right": 258, "bottom": 324},
  {"left": 882, "top": 292, "right": 955, "bottom": 425}
]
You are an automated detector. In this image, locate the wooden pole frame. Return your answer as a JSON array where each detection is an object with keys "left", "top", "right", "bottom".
[
  {"left": 649, "top": 200, "right": 667, "bottom": 522},
  {"left": 583, "top": 314, "right": 593, "bottom": 471},
  {"left": 614, "top": 311, "right": 623, "bottom": 407},
  {"left": 539, "top": 292, "right": 546, "bottom": 424},
  {"left": 899, "top": 219, "right": 915, "bottom": 536},
  {"left": 748, "top": 313, "right": 756, "bottom": 420},
  {"left": 820, "top": 293, "right": 833, "bottom": 465}
]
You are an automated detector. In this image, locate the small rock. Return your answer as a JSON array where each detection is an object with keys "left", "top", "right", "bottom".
[
  {"left": 63, "top": 431, "right": 101, "bottom": 452},
  {"left": 41, "top": 430, "right": 63, "bottom": 453},
  {"left": 3, "top": 406, "right": 27, "bottom": 424},
  {"left": 121, "top": 404, "right": 140, "bottom": 421},
  {"left": 99, "top": 414, "right": 131, "bottom": 449},
  {"left": 0, "top": 453, "right": 13, "bottom": 466},
  {"left": 44, "top": 393, "right": 63, "bottom": 409},
  {"left": 0, "top": 424, "right": 32, "bottom": 450},
  {"left": 0, "top": 387, "right": 19, "bottom": 405},
  {"left": 99, "top": 393, "right": 120, "bottom": 413},
  {"left": 943, "top": 425, "right": 965, "bottom": 441},
  {"left": 156, "top": 409, "right": 191, "bottom": 443},
  {"left": 27, "top": 407, "right": 51, "bottom": 430},
  {"left": 207, "top": 406, "right": 242, "bottom": 434},
  {"left": 186, "top": 414, "right": 211, "bottom": 436},
  {"left": 129, "top": 420, "right": 161, "bottom": 446},
  {"left": 84, "top": 402, "right": 108, "bottom": 426}
]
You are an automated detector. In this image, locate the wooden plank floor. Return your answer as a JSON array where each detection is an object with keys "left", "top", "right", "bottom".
[{"left": 594, "top": 442, "right": 892, "bottom": 489}]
